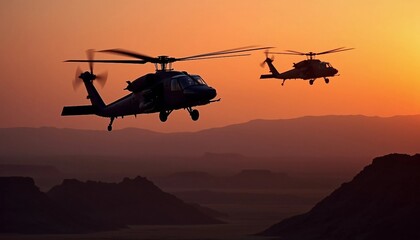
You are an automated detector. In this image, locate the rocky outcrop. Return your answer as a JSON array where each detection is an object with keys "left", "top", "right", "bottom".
[
  {"left": 260, "top": 153, "right": 420, "bottom": 240},
  {"left": 0, "top": 176, "right": 221, "bottom": 234},
  {"left": 0, "top": 177, "right": 116, "bottom": 234},
  {"left": 47, "top": 176, "right": 222, "bottom": 225}
]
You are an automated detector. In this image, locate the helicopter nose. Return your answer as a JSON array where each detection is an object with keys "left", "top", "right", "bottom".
[
  {"left": 206, "top": 87, "right": 217, "bottom": 100},
  {"left": 332, "top": 68, "right": 338, "bottom": 75},
  {"left": 184, "top": 86, "right": 217, "bottom": 101}
]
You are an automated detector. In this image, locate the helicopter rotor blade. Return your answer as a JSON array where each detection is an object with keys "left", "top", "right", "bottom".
[
  {"left": 260, "top": 50, "right": 269, "bottom": 67},
  {"left": 72, "top": 66, "right": 83, "bottom": 91},
  {"left": 260, "top": 50, "right": 276, "bottom": 68},
  {"left": 266, "top": 51, "right": 302, "bottom": 55},
  {"left": 67, "top": 49, "right": 110, "bottom": 90},
  {"left": 99, "top": 49, "right": 156, "bottom": 62},
  {"left": 177, "top": 46, "right": 273, "bottom": 61},
  {"left": 66, "top": 46, "right": 273, "bottom": 70},
  {"left": 264, "top": 50, "right": 269, "bottom": 58},
  {"left": 86, "top": 49, "right": 95, "bottom": 74},
  {"left": 65, "top": 59, "right": 147, "bottom": 64},
  {"left": 316, "top": 47, "right": 346, "bottom": 55},
  {"left": 177, "top": 46, "right": 258, "bottom": 61},
  {"left": 266, "top": 47, "right": 354, "bottom": 57},
  {"left": 177, "top": 53, "right": 251, "bottom": 61},
  {"left": 316, "top": 47, "right": 354, "bottom": 55},
  {"left": 284, "top": 50, "right": 306, "bottom": 55},
  {"left": 96, "top": 71, "right": 108, "bottom": 88}
]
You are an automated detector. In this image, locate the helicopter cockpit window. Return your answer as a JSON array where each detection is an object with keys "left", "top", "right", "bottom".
[
  {"left": 171, "top": 79, "right": 182, "bottom": 91},
  {"left": 172, "top": 75, "right": 197, "bottom": 89},
  {"left": 191, "top": 75, "right": 207, "bottom": 85}
]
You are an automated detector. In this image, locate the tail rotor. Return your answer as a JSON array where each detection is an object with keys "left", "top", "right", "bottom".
[
  {"left": 260, "top": 50, "right": 274, "bottom": 68},
  {"left": 72, "top": 66, "right": 83, "bottom": 90},
  {"left": 71, "top": 49, "right": 108, "bottom": 91}
]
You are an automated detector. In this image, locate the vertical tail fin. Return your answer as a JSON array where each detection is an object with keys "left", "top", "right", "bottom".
[
  {"left": 264, "top": 58, "right": 280, "bottom": 76},
  {"left": 80, "top": 72, "right": 106, "bottom": 109}
]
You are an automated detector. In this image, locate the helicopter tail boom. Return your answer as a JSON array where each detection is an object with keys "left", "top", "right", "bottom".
[{"left": 62, "top": 74, "right": 106, "bottom": 117}]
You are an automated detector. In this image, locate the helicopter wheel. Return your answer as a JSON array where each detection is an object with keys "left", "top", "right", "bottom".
[
  {"left": 190, "top": 109, "right": 199, "bottom": 121},
  {"left": 107, "top": 117, "right": 115, "bottom": 131},
  {"left": 159, "top": 111, "right": 168, "bottom": 122},
  {"left": 309, "top": 80, "right": 314, "bottom": 85},
  {"left": 325, "top": 78, "right": 329, "bottom": 84}
]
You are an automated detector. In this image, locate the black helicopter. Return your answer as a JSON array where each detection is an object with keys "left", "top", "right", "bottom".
[
  {"left": 260, "top": 47, "right": 353, "bottom": 86},
  {"left": 62, "top": 46, "right": 270, "bottom": 131}
]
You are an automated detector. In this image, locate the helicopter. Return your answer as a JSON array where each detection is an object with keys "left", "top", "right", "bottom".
[
  {"left": 62, "top": 46, "right": 271, "bottom": 131},
  {"left": 260, "top": 47, "right": 353, "bottom": 86}
]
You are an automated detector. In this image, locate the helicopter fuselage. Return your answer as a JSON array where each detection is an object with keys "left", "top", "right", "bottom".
[
  {"left": 260, "top": 47, "right": 353, "bottom": 86},
  {"left": 260, "top": 58, "right": 339, "bottom": 86},
  {"left": 62, "top": 70, "right": 218, "bottom": 131},
  {"left": 97, "top": 71, "right": 217, "bottom": 118},
  {"left": 279, "top": 59, "right": 338, "bottom": 80}
]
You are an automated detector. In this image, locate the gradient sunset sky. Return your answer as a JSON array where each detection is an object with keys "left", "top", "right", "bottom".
[{"left": 1, "top": 0, "right": 419, "bottom": 132}]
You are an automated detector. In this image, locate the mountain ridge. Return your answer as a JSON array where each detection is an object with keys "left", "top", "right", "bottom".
[
  {"left": 0, "top": 176, "right": 221, "bottom": 234},
  {"left": 4, "top": 114, "right": 419, "bottom": 134},
  {"left": 1, "top": 114, "right": 419, "bottom": 158}
]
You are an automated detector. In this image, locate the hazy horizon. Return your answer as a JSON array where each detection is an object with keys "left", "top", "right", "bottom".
[{"left": 2, "top": 113, "right": 420, "bottom": 133}]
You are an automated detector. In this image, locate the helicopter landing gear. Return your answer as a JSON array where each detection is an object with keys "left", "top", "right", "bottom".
[
  {"left": 108, "top": 117, "right": 115, "bottom": 131},
  {"left": 187, "top": 107, "right": 199, "bottom": 121},
  {"left": 281, "top": 80, "right": 286, "bottom": 86},
  {"left": 309, "top": 79, "right": 315, "bottom": 85},
  {"left": 324, "top": 78, "right": 330, "bottom": 84},
  {"left": 159, "top": 110, "right": 172, "bottom": 122}
]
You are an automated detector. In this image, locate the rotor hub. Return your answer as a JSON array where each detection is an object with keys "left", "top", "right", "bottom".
[{"left": 80, "top": 71, "right": 96, "bottom": 81}]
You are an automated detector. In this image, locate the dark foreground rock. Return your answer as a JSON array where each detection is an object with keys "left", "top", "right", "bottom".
[
  {"left": 47, "top": 176, "right": 222, "bottom": 226},
  {"left": 0, "top": 177, "right": 117, "bottom": 234},
  {"left": 260, "top": 153, "right": 420, "bottom": 240}
]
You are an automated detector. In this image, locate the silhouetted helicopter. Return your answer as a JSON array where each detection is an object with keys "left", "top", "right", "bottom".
[
  {"left": 62, "top": 46, "right": 270, "bottom": 131},
  {"left": 260, "top": 47, "right": 353, "bottom": 86}
]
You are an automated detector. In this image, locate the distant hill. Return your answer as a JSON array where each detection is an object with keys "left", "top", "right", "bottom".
[
  {"left": 154, "top": 171, "right": 219, "bottom": 189},
  {"left": 226, "top": 169, "right": 288, "bottom": 188},
  {"left": 0, "top": 176, "right": 221, "bottom": 234},
  {"left": 0, "top": 177, "right": 117, "bottom": 234},
  {"left": 48, "top": 176, "right": 222, "bottom": 225},
  {"left": 154, "top": 169, "right": 292, "bottom": 190},
  {"left": 173, "top": 190, "right": 317, "bottom": 205},
  {"left": 0, "top": 164, "right": 63, "bottom": 190},
  {"left": 1, "top": 115, "right": 420, "bottom": 158},
  {"left": 260, "top": 153, "right": 420, "bottom": 240}
]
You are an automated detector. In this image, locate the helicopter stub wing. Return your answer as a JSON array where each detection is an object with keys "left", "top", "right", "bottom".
[
  {"left": 62, "top": 105, "right": 95, "bottom": 116},
  {"left": 260, "top": 74, "right": 275, "bottom": 79}
]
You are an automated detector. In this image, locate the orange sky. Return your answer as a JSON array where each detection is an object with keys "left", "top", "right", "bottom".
[{"left": 0, "top": 0, "right": 419, "bottom": 132}]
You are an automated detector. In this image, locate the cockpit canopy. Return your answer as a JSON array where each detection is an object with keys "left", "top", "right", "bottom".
[
  {"left": 170, "top": 74, "right": 207, "bottom": 91},
  {"left": 190, "top": 75, "right": 207, "bottom": 85},
  {"left": 322, "top": 62, "right": 333, "bottom": 68}
]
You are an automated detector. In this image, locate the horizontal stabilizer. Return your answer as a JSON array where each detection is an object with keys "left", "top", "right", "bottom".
[
  {"left": 62, "top": 105, "right": 95, "bottom": 116},
  {"left": 260, "top": 74, "right": 275, "bottom": 79}
]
